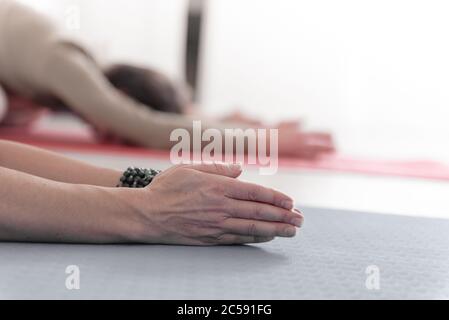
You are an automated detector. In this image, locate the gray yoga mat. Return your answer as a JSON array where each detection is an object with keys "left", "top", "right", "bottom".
[{"left": 1, "top": 206, "right": 448, "bottom": 299}]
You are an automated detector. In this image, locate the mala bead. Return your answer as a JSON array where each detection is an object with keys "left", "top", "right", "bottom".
[{"left": 117, "top": 167, "right": 161, "bottom": 189}]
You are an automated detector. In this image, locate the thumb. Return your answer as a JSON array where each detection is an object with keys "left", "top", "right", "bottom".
[{"left": 186, "top": 162, "right": 243, "bottom": 178}]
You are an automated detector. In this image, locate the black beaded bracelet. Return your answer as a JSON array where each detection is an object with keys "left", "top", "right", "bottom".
[{"left": 116, "top": 167, "right": 161, "bottom": 188}]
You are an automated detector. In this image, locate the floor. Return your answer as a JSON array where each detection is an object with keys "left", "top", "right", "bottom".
[{"left": 2, "top": 207, "right": 448, "bottom": 299}]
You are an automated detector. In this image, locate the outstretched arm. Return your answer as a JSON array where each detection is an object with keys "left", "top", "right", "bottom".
[
  {"left": 43, "top": 44, "right": 335, "bottom": 157},
  {"left": 44, "top": 44, "right": 239, "bottom": 150},
  {"left": 0, "top": 165, "right": 140, "bottom": 243},
  {"left": 0, "top": 139, "right": 121, "bottom": 186},
  {"left": 0, "top": 143, "right": 302, "bottom": 244}
]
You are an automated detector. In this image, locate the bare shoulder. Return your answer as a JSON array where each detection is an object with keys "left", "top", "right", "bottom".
[{"left": 2, "top": 0, "right": 56, "bottom": 37}]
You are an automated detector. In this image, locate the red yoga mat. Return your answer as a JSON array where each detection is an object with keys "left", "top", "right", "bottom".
[{"left": 1, "top": 126, "right": 448, "bottom": 181}]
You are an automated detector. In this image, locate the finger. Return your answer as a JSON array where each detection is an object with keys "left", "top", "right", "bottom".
[
  {"left": 305, "top": 133, "right": 335, "bottom": 150},
  {"left": 308, "top": 132, "right": 333, "bottom": 141},
  {"left": 295, "top": 148, "right": 333, "bottom": 160},
  {"left": 278, "top": 119, "right": 302, "bottom": 129},
  {"left": 294, "top": 148, "right": 321, "bottom": 160},
  {"left": 216, "top": 235, "right": 275, "bottom": 245},
  {"left": 184, "top": 162, "right": 243, "bottom": 178},
  {"left": 302, "top": 140, "right": 335, "bottom": 153},
  {"left": 224, "top": 180, "right": 294, "bottom": 210},
  {"left": 221, "top": 218, "right": 297, "bottom": 238},
  {"left": 304, "top": 137, "right": 334, "bottom": 148},
  {"left": 226, "top": 199, "right": 303, "bottom": 227}
]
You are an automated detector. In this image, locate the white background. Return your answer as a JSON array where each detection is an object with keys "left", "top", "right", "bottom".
[{"left": 17, "top": 0, "right": 188, "bottom": 79}]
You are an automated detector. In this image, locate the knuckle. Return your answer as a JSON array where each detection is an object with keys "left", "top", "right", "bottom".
[
  {"left": 211, "top": 182, "right": 226, "bottom": 195},
  {"left": 202, "top": 186, "right": 226, "bottom": 207},
  {"left": 213, "top": 162, "right": 225, "bottom": 174},
  {"left": 216, "top": 233, "right": 232, "bottom": 243},
  {"left": 247, "top": 187, "right": 259, "bottom": 201},
  {"left": 222, "top": 179, "right": 235, "bottom": 193},
  {"left": 247, "top": 222, "right": 258, "bottom": 236},
  {"left": 210, "top": 194, "right": 226, "bottom": 209},
  {"left": 252, "top": 205, "right": 263, "bottom": 219},
  {"left": 270, "top": 188, "right": 280, "bottom": 201},
  {"left": 279, "top": 210, "right": 289, "bottom": 222},
  {"left": 212, "top": 212, "right": 231, "bottom": 225},
  {"left": 219, "top": 197, "right": 232, "bottom": 213},
  {"left": 276, "top": 224, "right": 287, "bottom": 235}
]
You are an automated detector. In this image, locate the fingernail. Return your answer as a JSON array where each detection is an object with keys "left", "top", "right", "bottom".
[
  {"left": 281, "top": 199, "right": 294, "bottom": 210},
  {"left": 292, "top": 217, "right": 303, "bottom": 228},
  {"left": 282, "top": 226, "right": 296, "bottom": 237},
  {"left": 293, "top": 208, "right": 303, "bottom": 215}
]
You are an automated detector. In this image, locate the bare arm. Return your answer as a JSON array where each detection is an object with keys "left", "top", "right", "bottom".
[
  {"left": 45, "top": 45, "right": 241, "bottom": 150},
  {"left": 0, "top": 166, "right": 140, "bottom": 243},
  {"left": 0, "top": 139, "right": 121, "bottom": 187}
]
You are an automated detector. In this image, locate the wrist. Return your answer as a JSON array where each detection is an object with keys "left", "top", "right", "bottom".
[
  {"left": 96, "top": 168, "right": 123, "bottom": 187},
  {"left": 110, "top": 187, "right": 161, "bottom": 243}
]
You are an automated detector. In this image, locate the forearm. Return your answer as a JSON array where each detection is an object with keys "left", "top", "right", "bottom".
[
  {"left": 0, "top": 140, "right": 121, "bottom": 186},
  {"left": 0, "top": 166, "right": 143, "bottom": 243}
]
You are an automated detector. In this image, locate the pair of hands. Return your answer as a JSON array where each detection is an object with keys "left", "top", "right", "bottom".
[
  {"left": 130, "top": 162, "right": 303, "bottom": 245},
  {"left": 222, "top": 111, "right": 335, "bottom": 159}
]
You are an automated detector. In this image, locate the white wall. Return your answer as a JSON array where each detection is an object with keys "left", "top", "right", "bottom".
[
  {"left": 200, "top": 0, "right": 449, "bottom": 161},
  {"left": 17, "top": 0, "right": 188, "bottom": 79}
]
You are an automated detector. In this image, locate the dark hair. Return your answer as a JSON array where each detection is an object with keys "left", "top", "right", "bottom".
[{"left": 104, "top": 64, "right": 189, "bottom": 114}]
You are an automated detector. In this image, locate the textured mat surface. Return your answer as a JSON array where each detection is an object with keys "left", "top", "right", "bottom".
[{"left": 1, "top": 207, "right": 448, "bottom": 299}]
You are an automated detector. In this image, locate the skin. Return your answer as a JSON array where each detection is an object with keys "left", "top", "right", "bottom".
[
  {"left": 221, "top": 112, "right": 335, "bottom": 159},
  {"left": 2, "top": 94, "right": 335, "bottom": 159},
  {"left": 0, "top": 140, "right": 303, "bottom": 245},
  {"left": 277, "top": 120, "right": 335, "bottom": 159}
]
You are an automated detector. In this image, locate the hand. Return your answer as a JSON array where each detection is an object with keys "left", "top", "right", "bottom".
[
  {"left": 220, "top": 111, "right": 264, "bottom": 127},
  {"left": 277, "top": 121, "right": 335, "bottom": 159},
  {"left": 132, "top": 163, "right": 303, "bottom": 245}
]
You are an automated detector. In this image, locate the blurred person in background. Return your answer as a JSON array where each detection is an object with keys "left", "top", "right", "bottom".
[{"left": 0, "top": 0, "right": 334, "bottom": 158}]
